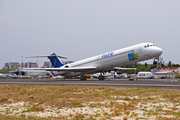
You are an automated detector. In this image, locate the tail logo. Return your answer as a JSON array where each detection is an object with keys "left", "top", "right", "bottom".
[
  {"left": 128, "top": 51, "right": 139, "bottom": 61},
  {"left": 54, "top": 59, "right": 56, "bottom": 67}
]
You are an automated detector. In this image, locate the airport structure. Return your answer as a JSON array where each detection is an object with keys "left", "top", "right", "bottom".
[
  {"left": 3, "top": 62, "right": 51, "bottom": 70},
  {"left": 153, "top": 67, "right": 180, "bottom": 74},
  {"left": 3, "top": 62, "right": 20, "bottom": 70},
  {"left": 2, "top": 60, "right": 73, "bottom": 70},
  {"left": 153, "top": 67, "right": 180, "bottom": 78},
  {"left": 43, "top": 61, "right": 53, "bottom": 68}
]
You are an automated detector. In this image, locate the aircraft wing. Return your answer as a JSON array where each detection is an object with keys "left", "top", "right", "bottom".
[
  {"left": 113, "top": 67, "right": 137, "bottom": 70},
  {"left": 22, "top": 67, "right": 97, "bottom": 72}
]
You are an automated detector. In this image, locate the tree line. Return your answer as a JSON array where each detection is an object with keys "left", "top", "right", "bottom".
[{"left": 121, "top": 61, "right": 180, "bottom": 74}]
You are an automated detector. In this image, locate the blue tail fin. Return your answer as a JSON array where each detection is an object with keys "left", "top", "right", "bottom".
[{"left": 48, "top": 53, "right": 64, "bottom": 68}]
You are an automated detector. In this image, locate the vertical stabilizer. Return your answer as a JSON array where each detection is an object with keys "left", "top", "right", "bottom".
[{"left": 48, "top": 53, "right": 64, "bottom": 68}]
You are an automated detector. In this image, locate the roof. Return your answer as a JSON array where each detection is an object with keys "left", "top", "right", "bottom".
[
  {"left": 155, "top": 67, "right": 179, "bottom": 71},
  {"left": 153, "top": 67, "right": 180, "bottom": 74},
  {"left": 153, "top": 71, "right": 176, "bottom": 75}
]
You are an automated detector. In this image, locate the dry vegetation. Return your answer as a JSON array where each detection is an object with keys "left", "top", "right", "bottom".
[{"left": 0, "top": 85, "right": 180, "bottom": 119}]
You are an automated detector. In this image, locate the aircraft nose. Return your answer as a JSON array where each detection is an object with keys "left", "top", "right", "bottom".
[{"left": 155, "top": 47, "right": 163, "bottom": 56}]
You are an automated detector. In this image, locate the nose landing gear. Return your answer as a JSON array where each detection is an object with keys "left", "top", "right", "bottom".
[
  {"left": 153, "top": 57, "right": 158, "bottom": 65},
  {"left": 153, "top": 60, "right": 157, "bottom": 65}
]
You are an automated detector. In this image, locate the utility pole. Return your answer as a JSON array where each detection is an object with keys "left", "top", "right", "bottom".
[
  {"left": 157, "top": 56, "right": 161, "bottom": 68},
  {"left": 21, "top": 56, "right": 23, "bottom": 68},
  {"left": 37, "top": 56, "right": 38, "bottom": 68}
]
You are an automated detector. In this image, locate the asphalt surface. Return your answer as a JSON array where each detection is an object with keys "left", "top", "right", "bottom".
[{"left": 0, "top": 79, "right": 180, "bottom": 89}]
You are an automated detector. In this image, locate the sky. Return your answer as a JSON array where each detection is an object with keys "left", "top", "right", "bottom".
[{"left": 0, "top": 0, "right": 180, "bottom": 68}]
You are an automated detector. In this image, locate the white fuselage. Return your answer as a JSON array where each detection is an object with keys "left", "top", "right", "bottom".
[{"left": 52, "top": 43, "right": 162, "bottom": 77}]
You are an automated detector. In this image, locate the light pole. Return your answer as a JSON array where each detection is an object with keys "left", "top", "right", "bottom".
[
  {"left": 21, "top": 56, "right": 23, "bottom": 68},
  {"left": 37, "top": 56, "right": 38, "bottom": 68}
]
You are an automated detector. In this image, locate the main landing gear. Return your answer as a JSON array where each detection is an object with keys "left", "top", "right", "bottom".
[
  {"left": 98, "top": 72, "right": 105, "bottom": 81},
  {"left": 80, "top": 72, "right": 105, "bottom": 81},
  {"left": 99, "top": 75, "right": 105, "bottom": 81},
  {"left": 80, "top": 75, "right": 86, "bottom": 81}
]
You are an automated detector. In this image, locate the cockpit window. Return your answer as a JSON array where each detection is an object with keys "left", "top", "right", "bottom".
[{"left": 144, "top": 43, "right": 155, "bottom": 48}]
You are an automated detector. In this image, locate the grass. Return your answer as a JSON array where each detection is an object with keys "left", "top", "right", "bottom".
[
  {"left": 0, "top": 69, "right": 11, "bottom": 74},
  {"left": 0, "top": 85, "right": 180, "bottom": 119},
  {"left": 0, "top": 114, "right": 50, "bottom": 120}
]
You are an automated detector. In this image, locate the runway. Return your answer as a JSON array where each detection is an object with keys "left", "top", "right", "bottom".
[{"left": 0, "top": 79, "right": 180, "bottom": 89}]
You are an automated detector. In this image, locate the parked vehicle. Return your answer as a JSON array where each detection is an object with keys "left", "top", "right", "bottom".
[{"left": 137, "top": 72, "right": 154, "bottom": 79}]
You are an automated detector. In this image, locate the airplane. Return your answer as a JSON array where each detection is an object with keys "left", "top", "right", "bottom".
[
  {"left": 0, "top": 74, "right": 6, "bottom": 79},
  {"left": 23, "top": 42, "right": 163, "bottom": 81}
]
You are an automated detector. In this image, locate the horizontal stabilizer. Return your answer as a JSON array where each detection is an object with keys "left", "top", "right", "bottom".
[{"left": 26, "top": 55, "right": 67, "bottom": 59}]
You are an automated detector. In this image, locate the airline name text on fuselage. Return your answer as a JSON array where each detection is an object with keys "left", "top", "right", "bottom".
[{"left": 101, "top": 52, "right": 114, "bottom": 59}]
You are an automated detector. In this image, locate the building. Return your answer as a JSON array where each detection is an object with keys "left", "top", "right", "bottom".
[
  {"left": 153, "top": 67, "right": 180, "bottom": 79},
  {"left": 153, "top": 67, "right": 180, "bottom": 74},
  {"left": 3, "top": 62, "right": 20, "bottom": 70},
  {"left": 3, "top": 62, "right": 37, "bottom": 69},
  {"left": 27, "top": 62, "right": 37, "bottom": 68},
  {"left": 43, "top": 61, "right": 52, "bottom": 68},
  {"left": 21, "top": 63, "right": 27, "bottom": 68}
]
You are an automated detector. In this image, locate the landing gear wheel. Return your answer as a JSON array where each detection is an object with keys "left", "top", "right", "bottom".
[
  {"left": 99, "top": 75, "right": 105, "bottom": 81},
  {"left": 153, "top": 61, "right": 157, "bottom": 65},
  {"left": 80, "top": 76, "right": 86, "bottom": 81}
]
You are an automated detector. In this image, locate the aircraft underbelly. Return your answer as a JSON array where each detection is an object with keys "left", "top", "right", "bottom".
[
  {"left": 89, "top": 53, "right": 130, "bottom": 72},
  {"left": 52, "top": 71, "right": 81, "bottom": 77},
  {"left": 52, "top": 71, "right": 67, "bottom": 76}
]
